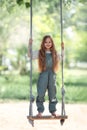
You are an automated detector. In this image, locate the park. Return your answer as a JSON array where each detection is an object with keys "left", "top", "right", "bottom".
[{"left": 0, "top": 0, "right": 87, "bottom": 130}]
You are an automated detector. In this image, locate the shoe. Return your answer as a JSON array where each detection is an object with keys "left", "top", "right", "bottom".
[{"left": 36, "top": 113, "right": 42, "bottom": 117}]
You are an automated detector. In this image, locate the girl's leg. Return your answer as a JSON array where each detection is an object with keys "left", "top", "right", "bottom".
[
  {"left": 48, "top": 71, "right": 58, "bottom": 114},
  {"left": 36, "top": 72, "right": 48, "bottom": 114}
]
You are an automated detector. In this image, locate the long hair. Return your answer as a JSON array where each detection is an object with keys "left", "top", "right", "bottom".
[{"left": 38, "top": 35, "right": 60, "bottom": 73}]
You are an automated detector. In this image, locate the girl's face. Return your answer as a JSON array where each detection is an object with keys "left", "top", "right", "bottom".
[{"left": 44, "top": 37, "right": 52, "bottom": 51}]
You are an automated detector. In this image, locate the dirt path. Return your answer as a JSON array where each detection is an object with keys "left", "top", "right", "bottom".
[{"left": 0, "top": 101, "right": 87, "bottom": 130}]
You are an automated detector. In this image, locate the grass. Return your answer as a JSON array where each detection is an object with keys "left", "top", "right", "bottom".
[
  {"left": 56, "top": 69, "right": 87, "bottom": 103},
  {"left": 0, "top": 68, "right": 87, "bottom": 103}
]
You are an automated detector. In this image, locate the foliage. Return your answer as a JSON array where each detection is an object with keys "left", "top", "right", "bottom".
[
  {"left": 0, "top": 0, "right": 87, "bottom": 74},
  {"left": 75, "top": 32, "right": 87, "bottom": 62},
  {"left": 0, "top": 69, "right": 87, "bottom": 103}
]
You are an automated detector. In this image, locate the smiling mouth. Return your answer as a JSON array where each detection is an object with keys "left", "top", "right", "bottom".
[{"left": 46, "top": 45, "right": 51, "bottom": 48}]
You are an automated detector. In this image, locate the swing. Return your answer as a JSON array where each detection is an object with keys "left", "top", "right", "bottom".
[{"left": 27, "top": 0, "right": 68, "bottom": 127}]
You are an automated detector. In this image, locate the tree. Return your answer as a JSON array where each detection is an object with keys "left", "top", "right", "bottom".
[{"left": 0, "top": 0, "right": 87, "bottom": 72}]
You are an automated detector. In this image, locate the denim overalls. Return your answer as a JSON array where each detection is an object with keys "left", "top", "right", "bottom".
[{"left": 36, "top": 52, "right": 58, "bottom": 113}]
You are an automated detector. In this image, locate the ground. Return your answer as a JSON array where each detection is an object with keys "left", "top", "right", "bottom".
[{"left": 0, "top": 101, "right": 87, "bottom": 130}]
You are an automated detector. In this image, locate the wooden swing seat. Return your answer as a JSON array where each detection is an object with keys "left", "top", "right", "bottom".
[{"left": 27, "top": 115, "right": 68, "bottom": 121}]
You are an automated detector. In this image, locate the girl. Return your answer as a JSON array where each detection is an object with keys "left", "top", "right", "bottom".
[{"left": 28, "top": 35, "right": 64, "bottom": 117}]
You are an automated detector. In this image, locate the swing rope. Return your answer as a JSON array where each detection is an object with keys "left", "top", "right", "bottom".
[
  {"left": 60, "top": 0, "right": 66, "bottom": 116},
  {"left": 29, "top": 0, "right": 33, "bottom": 117},
  {"left": 28, "top": 0, "right": 66, "bottom": 120},
  {"left": 27, "top": 0, "right": 68, "bottom": 126}
]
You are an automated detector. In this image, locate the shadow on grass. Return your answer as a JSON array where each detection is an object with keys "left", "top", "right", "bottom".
[{"left": 65, "top": 82, "right": 87, "bottom": 87}]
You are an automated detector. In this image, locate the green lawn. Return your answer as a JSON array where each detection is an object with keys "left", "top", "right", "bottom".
[
  {"left": 0, "top": 69, "right": 87, "bottom": 103},
  {"left": 56, "top": 69, "right": 87, "bottom": 103}
]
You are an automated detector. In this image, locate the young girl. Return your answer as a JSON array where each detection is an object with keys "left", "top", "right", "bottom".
[{"left": 28, "top": 35, "right": 63, "bottom": 117}]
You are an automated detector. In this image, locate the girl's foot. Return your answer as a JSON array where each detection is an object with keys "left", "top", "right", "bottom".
[
  {"left": 51, "top": 112, "right": 57, "bottom": 117},
  {"left": 36, "top": 113, "right": 42, "bottom": 117}
]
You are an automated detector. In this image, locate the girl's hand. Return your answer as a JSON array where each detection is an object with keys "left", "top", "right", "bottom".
[
  {"left": 28, "top": 38, "right": 33, "bottom": 57},
  {"left": 29, "top": 38, "right": 33, "bottom": 45},
  {"left": 61, "top": 42, "right": 64, "bottom": 50}
]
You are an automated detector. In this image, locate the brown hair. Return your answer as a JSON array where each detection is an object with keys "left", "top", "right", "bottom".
[{"left": 38, "top": 35, "right": 60, "bottom": 73}]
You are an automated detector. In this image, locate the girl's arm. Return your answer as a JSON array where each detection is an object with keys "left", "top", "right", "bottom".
[
  {"left": 61, "top": 42, "right": 64, "bottom": 57},
  {"left": 28, "top": 38, "right": 32, "bottom": 57},
  {"left": 57, "top": 42, "right": 64, "bottom": 60},
  {"left": 28, "top": 38, "right": 39, "bottom": 59}
]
